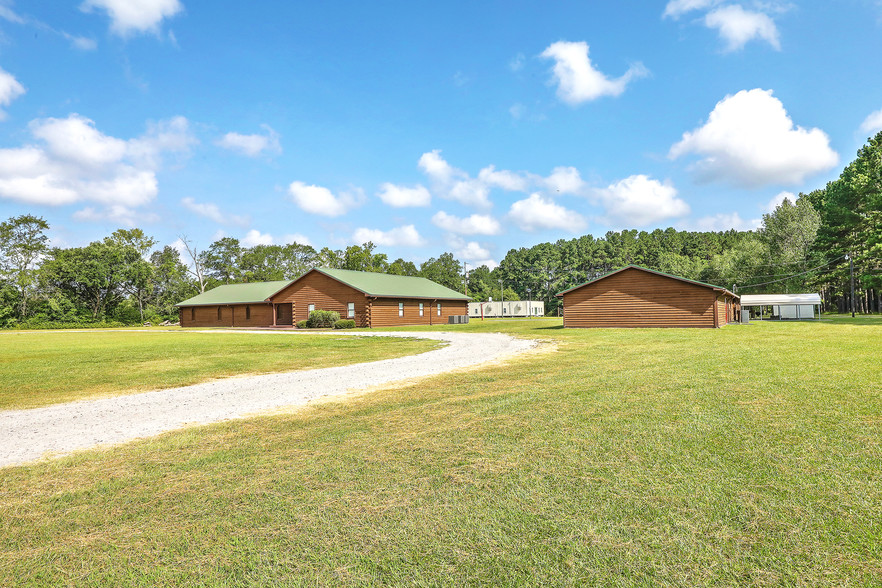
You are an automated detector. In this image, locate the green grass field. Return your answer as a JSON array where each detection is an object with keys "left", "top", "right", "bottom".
[
  {"left": 1, "top": 318, "right": 880, "bottom": 585},
  {"left": 0, "top": 330, "right": 439, "bottom": 410}
]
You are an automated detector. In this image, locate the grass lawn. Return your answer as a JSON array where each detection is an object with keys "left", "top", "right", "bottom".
[
  {"left": 0, "top": 330, "right": 439, "bottom": 410},
  {"left": 1, "top": 317, "right": 881, "bottom": 585}
]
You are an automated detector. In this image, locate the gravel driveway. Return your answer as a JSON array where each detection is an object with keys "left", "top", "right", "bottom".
[{"left": 1, "top": 330, "right": 537, "bottom": 468}]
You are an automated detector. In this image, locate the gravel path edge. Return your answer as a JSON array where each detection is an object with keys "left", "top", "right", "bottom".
[{"left": 1, "top": 330, "right": 540, "bottom": 468}]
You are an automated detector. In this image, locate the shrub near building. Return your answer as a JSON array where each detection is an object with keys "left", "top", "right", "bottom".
[
  {"left": 306, "top": 310, "right": 339, "bottom": 328},
  {"left": 297, "top": 310, "right": 355, "bottom": 329}
]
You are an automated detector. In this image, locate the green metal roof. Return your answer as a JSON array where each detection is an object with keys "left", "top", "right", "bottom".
[
  {"left": 175, "top": 280, "right": 292, "bottom": 307},
  {"left": 175, "top": 268, "right": 470, "bottom": 306},
  {"left": 556, "top": 265, "right": 738, "bottom": 298},
  {"left": 309, "top": 268, "right": 470, "bottom": 300}
]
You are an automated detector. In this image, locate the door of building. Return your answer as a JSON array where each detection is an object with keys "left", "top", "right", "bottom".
[{"left": 276, "top": 303, "right": 293, "bottom": 325}]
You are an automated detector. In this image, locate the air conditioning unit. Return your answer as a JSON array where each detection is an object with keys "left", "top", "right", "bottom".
[{"left": 447, "top": 315, "right": 470, "bottom": 324}]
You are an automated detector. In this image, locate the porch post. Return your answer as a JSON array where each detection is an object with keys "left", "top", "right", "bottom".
[{"left": 272, "top": 303, "right": 277, "bottom": 327}]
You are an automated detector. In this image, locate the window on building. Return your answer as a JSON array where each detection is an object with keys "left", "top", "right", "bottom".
[
  {"left": 308, "top": 303, "right": 315, "bottom": 314},
  {"left": 217, "top": 307, "right": 222, "bottom": 320},
  {"left": 419, "top": 303, "right": 424, "bottom": 317},
  {"left": 438, "top": 303, "right": 442, "bottom": 316},
  {"left": 398, "top": 302, "right": 404, "bottom": 317},
  {"left": 347, "top": 302, "right": 355, "bottom": 318},
  {"left": 190, "top": 307, "right": 195, "bottom": 320},
  {"left": 245, "top": 305, "right": 251, "bottom": 320}
]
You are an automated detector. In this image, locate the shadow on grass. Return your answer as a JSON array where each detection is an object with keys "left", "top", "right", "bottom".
[{"left": 819, "top": 314, "right": 882, "bottom": 326}]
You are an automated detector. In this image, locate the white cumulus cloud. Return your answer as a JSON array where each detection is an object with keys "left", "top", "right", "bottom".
[
  {"left": 669, "top": 89, "right": 838, "bottom": 187},
  {"left": 126, "top": 116, "right": 197, "bottom": 168},
  {"left": 31, "top": 115, "right": 128, "bottom": 168},
  {"left": 216, "top": 125, "right": 281, "bottom": 157},
  {"left": 288, "top": 181, "right": 364, "bottom": 217},
  {"left": 540, "top": 40, "right": 647, "bottom": 105},
  {"left": 478, "top": 165, "right": 529, "bottom": 192},
  {"left": 860, "top": 108, "right": 882, "bottom": 135},
  {"left": 664, "top": 1, "right": 784, "bottom": 52},
  {"left": 507, "top": 193, "right": 586, "bottom": 232},
  {"left": 235, "top": 229, "right": 311, "bottom": 248},
  {"left": 283, "top": 233, "right": 312, "bottom": 246},
  {"left": 593, "top": 175, "right": 690, "bottom": 227},
  {"left": 509, "top": 103, "right": 526, "bottom": 120},
  {"left": 66, "top": 34, "right": 98, "bottom": 51},
  {"left": 417, "top": 149, "right": 457, "bottom": 183},
  {"left": 544, "top": 166, "right": 586, "bottom": 195},
  {"left": 241, "top": 229, "right": 274, "bottom": 247},
  {"left": 418, "top": 150, "right": 491, "bottom": 208},
  {"left": 447, "top": 234, "right": 495, "bottom": 264},
  {"left": 181, "top": 197, "right": 249, "bottom": 227},
  {"left": 683, "top": 212, "right": 762, "bottom": 232},
  {"left": 705, "top": 5, "right": 780, "bottom": 51},
  {"left": 764, "top": 191, "right": 795, "bottom": 213},
  {"left": 509, "top": 53, "right": 525, "bottom": 72},
  {"left": 0, "top": 68, "right": 25, "bottom": 119},
  {"left": 447, "top": 178, "right": 491, "bottom": 208},
  {"left": 417, "top": 150, "right": 533, "bottom": 209},
  {"left": 0, "top": 113, "right": 194, "bottom": 219},
  {"left": 376, "top": 182, "right": 431, "bottom": 207},
  {"left": 81, "top": 0, "right": 183, "bottom": 36},
  {"left": 352, "top": 224, "right": 425, "bottom": 247},
  {"left": 457, "top": 241, "right": 491, "bottom": 261},
  {"left": 663, "top": 0, "right": 715, "bottom": 18},
  {"left": 431, "top": 211, "right": 502, "bottom": 235},
  {"left": 73, "top": 204, "right": 159, "bottom": 227}
]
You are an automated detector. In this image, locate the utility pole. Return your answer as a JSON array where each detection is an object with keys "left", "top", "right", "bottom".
[
  {"left": 527, "top": 287, "right": 532, "bottom": 318},
  {"left": 463, "top": 262, "right": 468, "bottom": 296},
  {"left": 849, "top": 253, "right": 855, "bottom": 318},
  {"left": 499, "top": 279, "right": 504, "bottom": 318}
]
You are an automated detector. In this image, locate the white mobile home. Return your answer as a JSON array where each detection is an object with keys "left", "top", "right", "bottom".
[{"left": 468, "top": 300, "right": 545, "bottom": 318}]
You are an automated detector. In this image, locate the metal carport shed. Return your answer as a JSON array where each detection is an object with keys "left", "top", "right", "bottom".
[{"left": 739, "top": 293, "right": 822, "bottom": 320}]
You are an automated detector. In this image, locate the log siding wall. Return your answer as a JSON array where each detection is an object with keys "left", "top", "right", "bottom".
[
  {"left": 716, "top": 297, "right": 726, "bottom": 327},
  {"left": 561, "top": 267, "right": 725, "bottom": 328},
  {"left": 180, "top": 303, "right": 275, "bottom": 328},
  {"left": 368, "top": 298, "right": 468, "bottom": 328},
  {"left": 272, "top": 272, "right": 370, "bottom": 327}
]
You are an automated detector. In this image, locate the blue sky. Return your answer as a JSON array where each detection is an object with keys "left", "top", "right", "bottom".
[{"left": 0, "top": 0, "right": 880, "bottom": 267}]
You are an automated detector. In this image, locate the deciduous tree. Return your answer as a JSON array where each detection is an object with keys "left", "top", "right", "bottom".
[{"left": 0, "top": 215, "right": 50, "bottom": 318}]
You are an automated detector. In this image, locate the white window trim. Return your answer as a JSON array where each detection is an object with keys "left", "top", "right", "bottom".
[
  {"left": 437, "top": 303, "right": 442, "bottom": 316},
  {"left": 347, "top": 302, "right": 355, "bottom": 318},
  {"left": 398, "top": 302, "right": 404, "bottom": 317},
  {"left": 419, "top": 303, "right": 424, "bottom": 317}
]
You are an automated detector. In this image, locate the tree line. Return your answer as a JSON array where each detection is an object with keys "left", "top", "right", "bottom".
[{"left": 1, "top": 132, "right": 879, "bottom": 327}]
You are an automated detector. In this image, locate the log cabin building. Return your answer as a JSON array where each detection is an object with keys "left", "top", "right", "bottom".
[
  {"left": 176, "top": 268, "right": 470, "bottom": 328},
  {"left": 556, "top": 265, "right": 739, "bottom": 328}
]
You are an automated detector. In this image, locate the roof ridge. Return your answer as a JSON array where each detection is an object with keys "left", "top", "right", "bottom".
[
  {"left": 556, "top": 264, "right": 737, "bottom": 298},
  {"left": 307, "top": 267, "right": 470, "bottom": 300}
]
